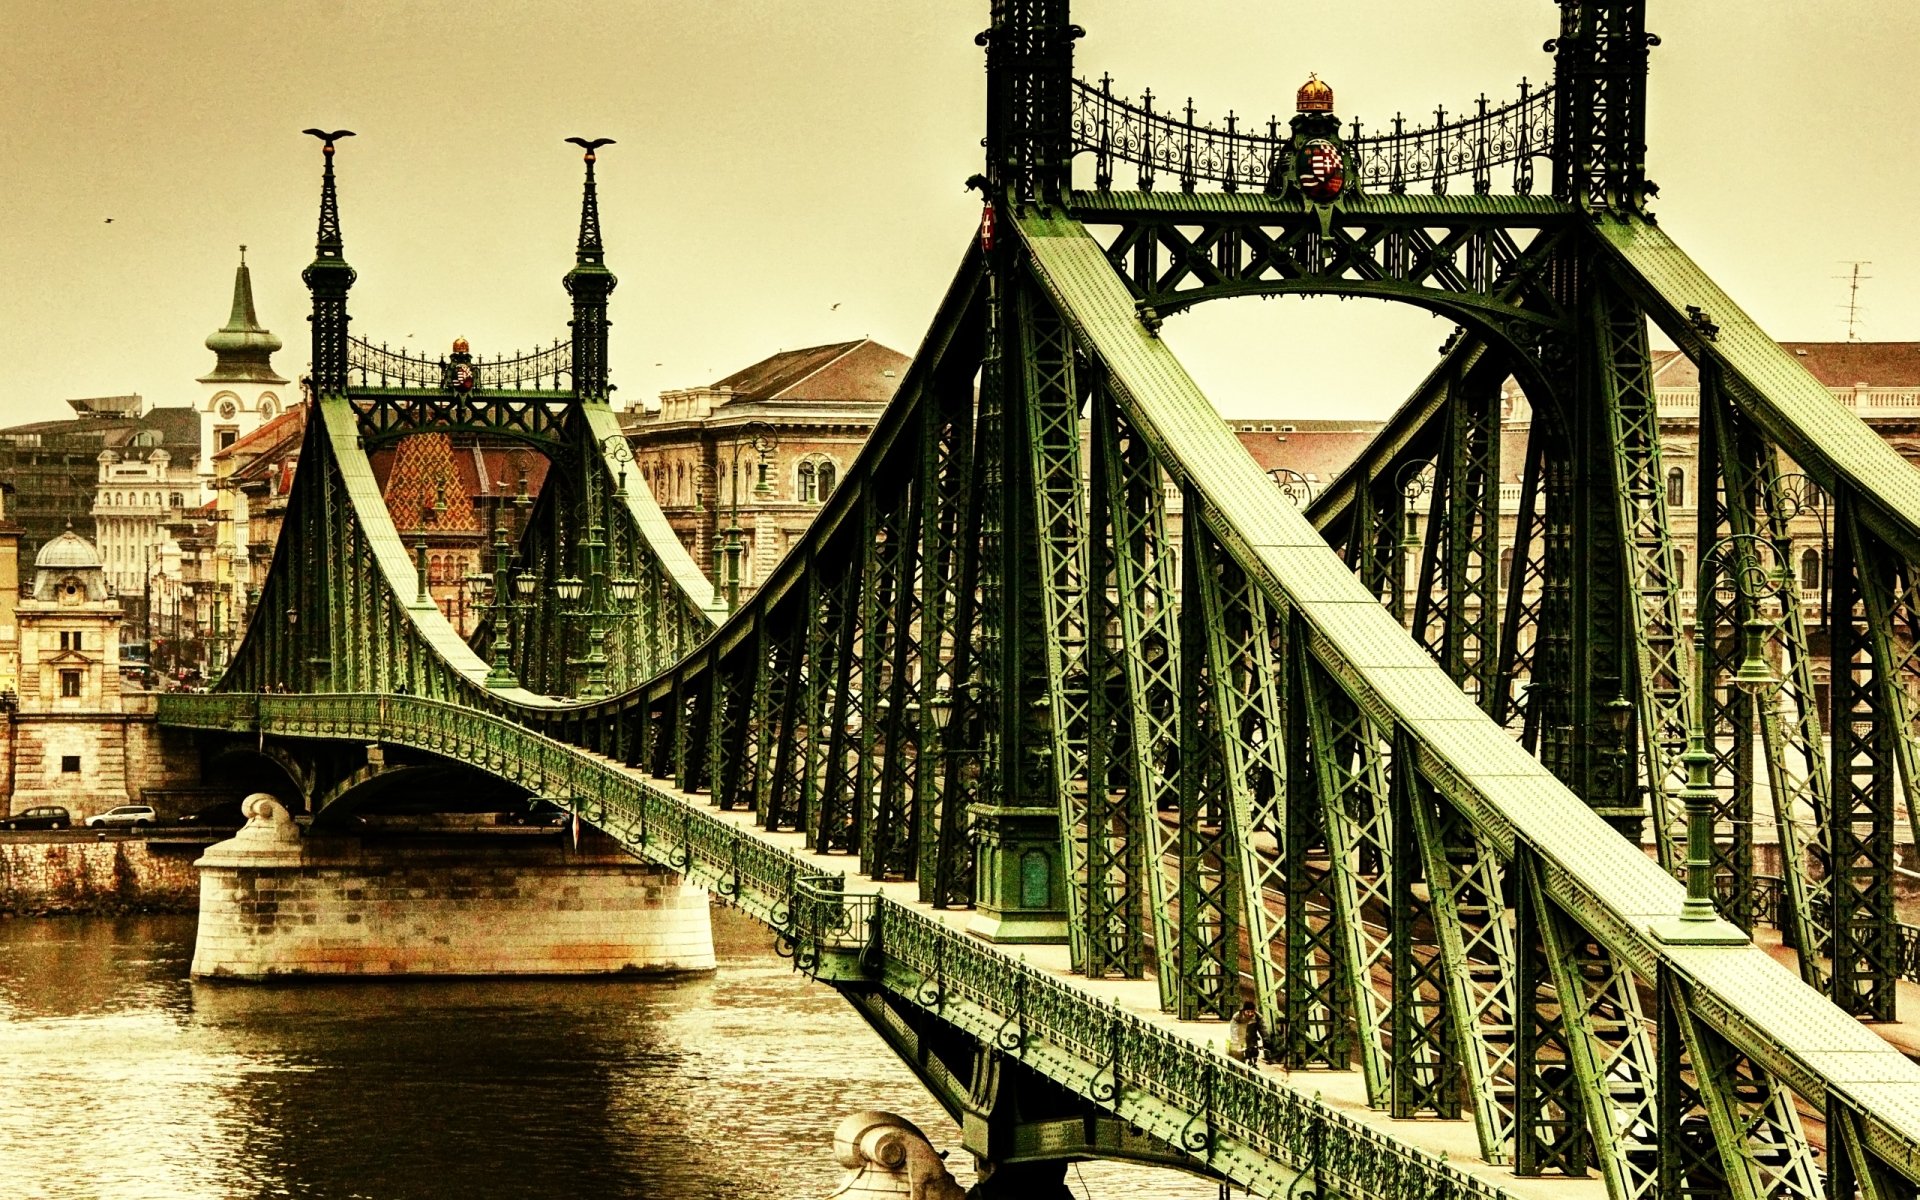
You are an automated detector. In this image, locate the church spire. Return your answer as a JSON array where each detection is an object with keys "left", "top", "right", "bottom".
[
  {"left": 200, "top": 245, "right": 287, "bottom": 384},
  {"left": 301, "top": 129, "right": 356, "bottom": 397},
  {"left": 562, "top": 138, "right": 618, "bottom": 405}
]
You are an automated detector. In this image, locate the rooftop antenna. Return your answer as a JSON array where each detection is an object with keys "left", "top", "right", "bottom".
[{"left": 1837, "top": 260, "right": 1872, "bottom": 341}]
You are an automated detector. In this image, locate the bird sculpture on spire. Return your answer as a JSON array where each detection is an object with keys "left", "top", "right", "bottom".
[{"left": 565, "top": 136, "right": 616, "bottom": 161}]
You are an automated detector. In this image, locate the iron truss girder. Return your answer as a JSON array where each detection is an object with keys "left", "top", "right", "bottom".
[
  {"left": 1595, "top": 215, "right": 1920, "bottom": 568},
  {"left": 349, "top": 389, "right": 572, "bottom": 454},
  {"left": 1069, "top": 194, "right": 1574, "bottom": 349},
  {"left": 1017, "top": 213, "right": 1920, "bottom": 1193}
]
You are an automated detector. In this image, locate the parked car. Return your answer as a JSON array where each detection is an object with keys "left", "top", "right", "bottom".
[
  {"left": 2, "top": 806, "right": 71, "bottom": 831},
  {"left": 176, "top": 800, "right": 246, "bottom": 828},
  {"left": 85, "top": 805, "right": 157, "bottom": 828},
  {"left": 502, "top": 802, "right": 569, "bottom": 827}
]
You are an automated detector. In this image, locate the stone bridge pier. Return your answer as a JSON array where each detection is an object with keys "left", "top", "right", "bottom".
[{"left": 191, "top": 795, "right": 714, "bottom": 979}]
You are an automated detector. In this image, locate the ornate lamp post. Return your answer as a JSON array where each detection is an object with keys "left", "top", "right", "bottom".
[
  {"left": 1771, "top": 472, "right": 1830, "bottom": 633},
  {"left": 551, "top": 432, "right": 644, "bottom": 698},
  {"left": 721, "top": 422, "right": 779, "bottom": 611},
  {"left": 1654, "top": 532, "right": 1778, "bottom": 944},
  {"left": 468, "top": 521, "right": 524, "bottom": 690},
  {"left": 1266, "top": 467, "right": 1317, "bottom": 508},
  {"left": 1392, "top": 460, "right": 1434, "bottom": 622}
]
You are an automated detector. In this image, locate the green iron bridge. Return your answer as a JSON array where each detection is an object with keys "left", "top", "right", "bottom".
[{"left": 161, "top": 5, "right": 1920, "bottom": 1197}]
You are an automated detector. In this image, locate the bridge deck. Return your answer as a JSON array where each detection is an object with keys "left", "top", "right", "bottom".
[{"left": 615, "top": 754, "right": 1607, "bottom": 1200}]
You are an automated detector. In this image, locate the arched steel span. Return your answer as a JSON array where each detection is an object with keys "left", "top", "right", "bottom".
[{"left": 169, "top": 205, "right": 1920, "bottom": 1197}]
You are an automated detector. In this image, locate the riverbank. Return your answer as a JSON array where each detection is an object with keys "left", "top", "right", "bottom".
[{"left": 0, "top": 838, "right": 205, "bottom": 916}]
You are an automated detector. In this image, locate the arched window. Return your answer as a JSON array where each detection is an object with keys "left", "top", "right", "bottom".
[
  {"left": 1800, "top": 548, "right": 1821, "bottom": 593},
  {"left": 1673, "top": 546, "right": 1686, "bottom": 586},
  {"left": 1666, "top": 467, "right": 1685, "bottom": 508},
  {"left": 817, "top": 460, "right": 836, "bottom": 499},
  {"left": 797, "top": 462, "right": 818, "bottom": 503},
  {"left": 1498, "top": 546, "right": 1514, "bottom": 582}
]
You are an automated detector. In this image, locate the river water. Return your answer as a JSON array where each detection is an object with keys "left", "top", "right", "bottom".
[{"left": 0, "top": 907, "right": 1223, "bottom": 1200}]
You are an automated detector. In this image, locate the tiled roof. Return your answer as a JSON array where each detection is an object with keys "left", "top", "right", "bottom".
[
  {"left": 379, "top": 434, "right": 481, "bottom": 532},
  {"left": 215, "top": 402, "right": 305, "bottom": 461},
  {"left": 1652, "top": 342, "right": 1920, "bottom": 390},
  {"left": 368, "top": 440, "right": 550, "bottom": 532},
  {"left": 709, "top": 338, "right": 910, "bottom": 403}
]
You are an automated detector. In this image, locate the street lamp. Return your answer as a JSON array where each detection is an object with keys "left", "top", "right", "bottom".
[
  {"left": 476, "top": 522, "right": 524, "bottom": 690},
  {"left": 1267, "top": 467, "right": 1316, "bottom": 508},
  {"left": 1655, "top": 531, "right": 1778, "bottom": 944},
  {"left": 1771, "top": 472, "right": 1830, "bottom": 633},
  {"left": 601, "top": 431, "right": 636, "bottom": 499},
  {"left": 721, "top": 421, "right": 779, "bottom": 611}
]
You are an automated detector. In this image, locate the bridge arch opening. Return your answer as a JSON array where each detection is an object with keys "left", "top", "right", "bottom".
[{"left": 1155, "top": 294, "right": 1465, "bottom": 425}]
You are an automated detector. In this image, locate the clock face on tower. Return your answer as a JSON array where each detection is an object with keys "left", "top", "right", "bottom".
[
  {"left": 217, "top": 398, "right": 238, "bottom": 420},
  {"left": 259, "top": 398, "right": 277, "bottom": 419}
]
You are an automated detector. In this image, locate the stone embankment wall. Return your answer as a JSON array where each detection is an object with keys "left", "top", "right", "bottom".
[{"left": 0, "top": 839, "right": 204, "bottom": 915}]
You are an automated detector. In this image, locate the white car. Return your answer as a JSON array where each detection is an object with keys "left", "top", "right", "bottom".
[{"left": 85, "top": 805, "right": 156, "bottom": 828}]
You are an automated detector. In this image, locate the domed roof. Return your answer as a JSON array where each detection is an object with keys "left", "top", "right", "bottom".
[
  {"left": 35, "top": 526, "right": 102, "bottom": 570},
  {"left": 199, "top": 248, "right": 288, "bottom": 385}
]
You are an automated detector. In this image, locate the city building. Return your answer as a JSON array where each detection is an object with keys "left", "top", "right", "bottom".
[
  {"left": 0, "top": 395, "right": 184, "bottom": 564},
  {"left": 194, "top": 248, "right": 290, "bottom": 496},
  {"left": 89, "top": 407, "right": 200, "bottom": 639},
  {"left": 212, "top": 400, "right": 308, "bottom": 622},
  {"left": 3, "top": 527, "right": 135, "bottom": 810},
  {"left": 0, "top": 485, "right": 22, "bottom": 696},
  {"left": 622, "top": 338, "right": 906, "bottom": 597}
]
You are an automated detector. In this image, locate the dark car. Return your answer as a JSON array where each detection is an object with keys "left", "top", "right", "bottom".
[
  {"left": 502, "top": 802, "right": 569, "bottom": 827},
  {"left": 2, "top": 806, "right": 71, "bottom": 831},
  {"left": 176, "top": 800, "right": 247, "bottom": 828}
]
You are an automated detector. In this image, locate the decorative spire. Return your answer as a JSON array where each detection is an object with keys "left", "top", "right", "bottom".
[
  {"left": 302, "top": 129, "right": 355, "bottom": 258},
  {"left": 302, "top": 128, "right": 357, "bottom": 398},
  {"left": 562, "top": 138, "right": 618, "bottom": 405},
  {"left": 200, "top": 245, "right": 287, "bottom": 384},
  {"left": 564, "top": 137, "right": 615, "bottom": 266}
]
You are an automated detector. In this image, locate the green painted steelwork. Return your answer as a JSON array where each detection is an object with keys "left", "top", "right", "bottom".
[
  {"left": 160, "top": 689, "right": 1506, "bottom": 1200},
  {"left": 179, "top": 10, "right": 1920, "bottom": 1192}
]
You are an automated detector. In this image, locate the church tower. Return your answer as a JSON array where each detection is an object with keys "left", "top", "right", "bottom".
[{"left": 196, "top": 247, "right": 288, "bottom": 499}]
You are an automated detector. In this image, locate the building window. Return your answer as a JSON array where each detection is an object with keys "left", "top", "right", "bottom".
[
  {"left": 1801, "top": 548, "right": 1821, "bottom": 593},
  {"left": 1666, "top": 467, "right": 1685, "bottom": 508},
  {"left": 61, "top": 756, "right": 80, "bottom": 774},
  {"left": 1673, "top": 547, "right": 1686, "bottom": 587},
  {"left": 217, "top": 428, "right": 238, "bottom": 451},
  {"left": 797, "top": 457, "right": 837, "bottom": 504},
  {"left": 60, "top": 631, "right": 70, "bottom": 650},
  {"left": 60, "top": 670, "right": 81, "bottom": 698}
]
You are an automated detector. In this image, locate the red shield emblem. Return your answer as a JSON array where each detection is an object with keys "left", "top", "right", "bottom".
[
  {"left": 1300, "top": 140, "right": 1346, "bottom": 203},
  {"left": 453, "top": 363, "right": 476, "bottom": 392}
]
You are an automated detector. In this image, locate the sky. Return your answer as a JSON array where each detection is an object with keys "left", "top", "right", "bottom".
[{"left": 3, "top": 1, "right": 1917, "bottom": 427}]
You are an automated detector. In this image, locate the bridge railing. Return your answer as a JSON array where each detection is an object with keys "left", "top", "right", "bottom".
[
  {"left": 1070, "top": 73, "right": 1554, "bottom": 196},
  {"left": 1731, "top": 873, "right": 1920, "bottom": 982},
  {"left": 346, "top": 335, "right": 573, "bottom": 392},
  {"left": 163, "top": 688, "right": 1515, "bottom": 1200}
]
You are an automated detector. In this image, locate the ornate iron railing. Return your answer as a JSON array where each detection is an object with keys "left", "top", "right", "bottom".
[
  {"left": 1741, "top": 874, "right": 1920, "bottom": 983},
  {"left": 160, "top": 689, "right": 1514, "bottom": 1200},
  {"left": 1070, "top": 74, "right": 1554, "bottom": 196},
  {"left": 347, "top": 336, "right": 573, "bottom": 392}
]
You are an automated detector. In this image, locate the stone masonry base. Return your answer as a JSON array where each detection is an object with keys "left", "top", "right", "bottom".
[{"left": 191, "top": 805, "right": 714, "bottom": 979}]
